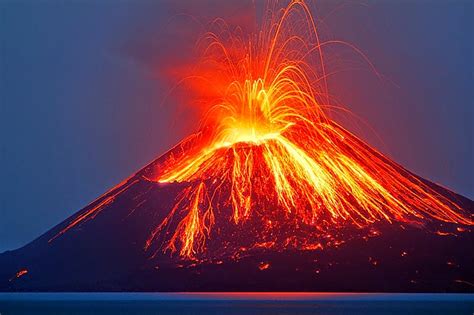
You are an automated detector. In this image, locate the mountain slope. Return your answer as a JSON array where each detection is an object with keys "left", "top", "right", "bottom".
[{"left": 1, "top": 140, "right": 473, "bottom": 292}]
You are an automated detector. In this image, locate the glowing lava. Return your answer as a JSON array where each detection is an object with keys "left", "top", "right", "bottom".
[
  {"left": 51, "top": 1, "right": 472, "bottom": 260},
  {"left": 145, "top": 0, "right": 472, "bottom": 258}
]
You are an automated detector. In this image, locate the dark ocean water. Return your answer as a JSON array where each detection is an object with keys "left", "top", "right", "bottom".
[{"left": 0, "top": 293, "right": 473, "bottom": 315}]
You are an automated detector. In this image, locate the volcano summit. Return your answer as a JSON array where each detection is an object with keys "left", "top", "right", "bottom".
[{"left": 1, "top": 1, "right": 473, "bottom": 292}]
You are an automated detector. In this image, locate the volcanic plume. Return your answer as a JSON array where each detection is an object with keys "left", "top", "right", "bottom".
[{"left": 1, "top": 0, "right": 473, "bottom": 292}]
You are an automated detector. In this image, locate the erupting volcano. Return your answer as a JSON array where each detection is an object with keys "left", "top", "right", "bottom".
[{"left": 1, "top": 0, "right": 473, "bottom": 292}]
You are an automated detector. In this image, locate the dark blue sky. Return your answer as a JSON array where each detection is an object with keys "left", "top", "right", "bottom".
[{"left": 1, "top": 0, "right": 472, "bottom": 253}]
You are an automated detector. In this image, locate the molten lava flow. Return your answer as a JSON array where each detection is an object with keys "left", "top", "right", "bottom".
[{"left": 145, "top": 0, "right": 472, "bottom": 258}]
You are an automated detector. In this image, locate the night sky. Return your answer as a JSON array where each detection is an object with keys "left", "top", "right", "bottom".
[{"left": 1, "top": 0, "right": 472, "bottom": 253}]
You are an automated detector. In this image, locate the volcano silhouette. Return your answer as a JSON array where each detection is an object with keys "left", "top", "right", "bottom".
[
  {"left": 2, "top": 0, "right": 472, "bottom": 293},
  {"left": 1, "top": 129, "right": 473, "bottom": 292}
]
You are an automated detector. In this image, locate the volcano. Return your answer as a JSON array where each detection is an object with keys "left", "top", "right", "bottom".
[
  {"left": 1, "top": 126, "right": 473, "bottom": 292},
  {"left": 1, "top": 0, "right": 473, "bottom": 292}
]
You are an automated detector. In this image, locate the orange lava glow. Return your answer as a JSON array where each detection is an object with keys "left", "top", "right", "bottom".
[
  {"left": 259, "top": 262, "right": 271, "bottom": 271},
  {"left": 16, "top": 269, "right": 28, "bottom": 278},
  {"left": 9, "top": 269, "right": 28, "bottom": 282},
  {"left": 48, "top": 1, "right": 473, "bottom": 261},
  {"left": 145, "top": 0, "right": 472, "bottom": 258}
]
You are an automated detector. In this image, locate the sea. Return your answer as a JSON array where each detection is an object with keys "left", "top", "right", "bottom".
[{"left": 0, "top": 293, "right": 473, "bottom": 314}]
